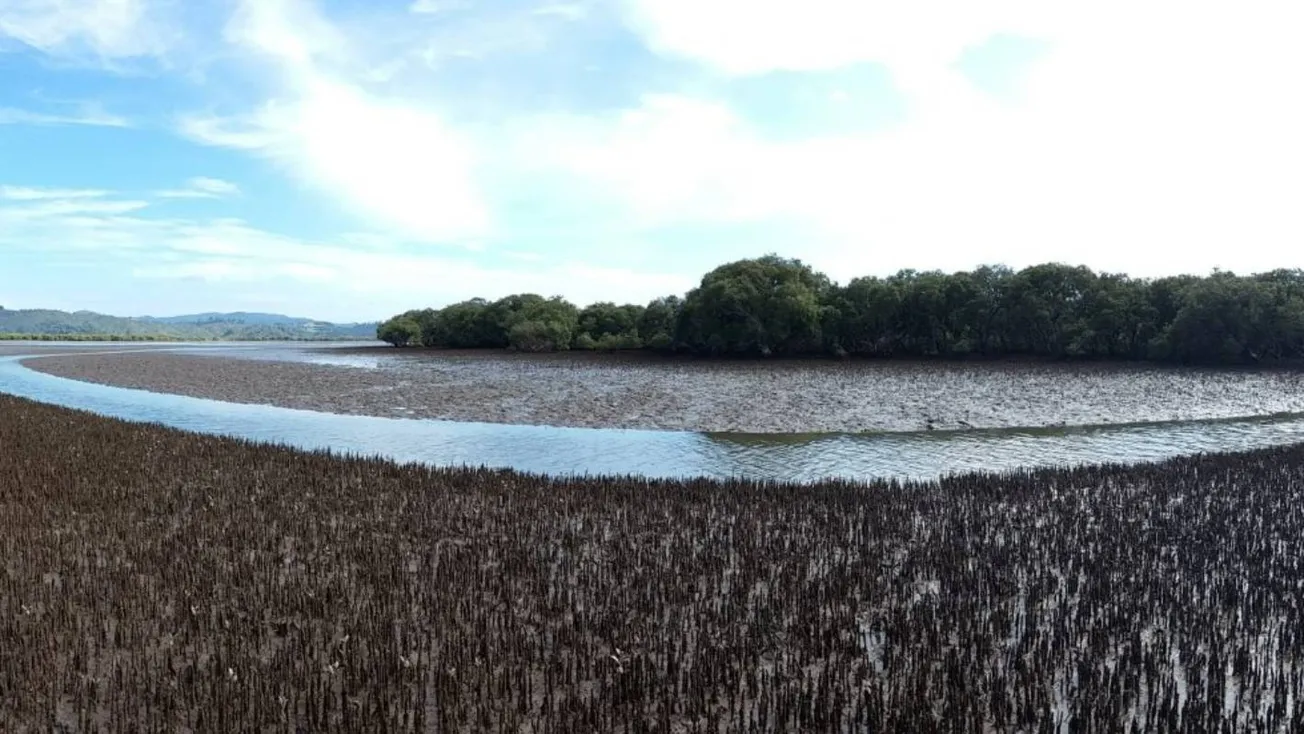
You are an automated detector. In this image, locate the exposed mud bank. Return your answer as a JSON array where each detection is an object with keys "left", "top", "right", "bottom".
[{"left": 24, "top": 346, "right": 1304, "bottom": 433}]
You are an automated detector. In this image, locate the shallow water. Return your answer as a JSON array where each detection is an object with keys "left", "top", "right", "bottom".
[{"left": 6, "top": 352, "right": 1304, "bottom": 482}]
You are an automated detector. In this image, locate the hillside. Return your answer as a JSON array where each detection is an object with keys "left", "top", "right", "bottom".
[{"left": 0, "top": 307, "right": 377, "bottom": 341}]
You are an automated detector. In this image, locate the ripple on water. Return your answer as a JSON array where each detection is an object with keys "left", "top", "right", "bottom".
[{"left": 5, "top": 354, "right": 1304, "bottom": 482}]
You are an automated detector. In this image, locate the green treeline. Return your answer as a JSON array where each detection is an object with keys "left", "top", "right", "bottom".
[
  {"left": 0, "top": 333, "right": 186, "bottom": 342},
  {"left": 378, "top": 256, "right": 1304, "bottom": 364}
]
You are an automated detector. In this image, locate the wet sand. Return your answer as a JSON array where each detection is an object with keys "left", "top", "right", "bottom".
[{"left": 21, "top": 346, "right": 1304, "bottom": 433}]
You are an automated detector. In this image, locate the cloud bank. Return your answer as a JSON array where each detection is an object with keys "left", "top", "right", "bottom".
[{"left": 3, "top": 0, "right": 1303, "bottom": 318}]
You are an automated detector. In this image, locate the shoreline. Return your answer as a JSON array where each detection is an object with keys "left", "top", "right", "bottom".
[{"left": 345, "top": 343, "right": 1304, "bottom": 370}]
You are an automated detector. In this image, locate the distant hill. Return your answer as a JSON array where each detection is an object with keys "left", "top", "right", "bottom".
[
  {"left": 0, "top": 307, "right": 378, "bottom": 341},
  {"left": 145, "top": 311, "right": 335, "bottom": 327},
  {"left": 140, "top": 311, "right": 378, "bottom": 338}
]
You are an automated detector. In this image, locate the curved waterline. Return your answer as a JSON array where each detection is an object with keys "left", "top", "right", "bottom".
[{"left": 5, "top": 353, "right": 1304, "bottom": 482}]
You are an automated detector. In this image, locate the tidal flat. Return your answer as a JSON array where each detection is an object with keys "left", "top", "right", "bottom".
[
  {"left": 3, "top": 394, "right": 1304, "bottom": 731},
  {"left": 24, "top": 345, "right": 1304, "bottom": 433}
]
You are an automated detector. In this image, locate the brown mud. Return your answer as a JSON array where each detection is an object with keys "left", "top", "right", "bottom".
[{"left": 22, "top": 346, "right": 1304, "bottom": 433}]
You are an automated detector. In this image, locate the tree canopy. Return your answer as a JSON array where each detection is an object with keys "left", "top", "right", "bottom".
[
  {"left": 676, "top": 256, "right": 831, "bottom": 356},
  {"left": 378, "top": 257, "right": 1304, "bottom": 365},
  {"left": 377, "top": 314, "right": 421, "bottom": 347}
]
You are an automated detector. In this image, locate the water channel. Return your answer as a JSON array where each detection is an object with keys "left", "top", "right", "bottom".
[{"left": 5, "top": 350, "right": 1304, "bottom": 482}]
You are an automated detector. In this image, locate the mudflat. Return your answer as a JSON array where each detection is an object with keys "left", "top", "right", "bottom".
[{"left": 22, "top": 345, "right": 1304, "bottom": 433}]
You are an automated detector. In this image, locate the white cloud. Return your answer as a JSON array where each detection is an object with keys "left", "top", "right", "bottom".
[
  {"left": 176, "top": 0, "right": 1302, "bottom": 283},
  {"left": 131, "top": 258, "right": 337, "bottom": 283},
  {"left": 0, "top": 105, "right": 130, "bottom": 127},
  {"left": 0, "top": 189, "right": 689, "bottom": 319},
  {"left": 13, "top": 0, "right": 1304, "bottom": 312},
  {"left": 518, "top": 96, "right": 792, "bottom": 228},
  {"left": 179, "top": 0, "right": 489, "bottom": 244},
  {"left": 538, "top": 2, "right": 1304, "bottom": 281},
  {"left": 0, "top": 0, "right": 172, "bottom": 59},
  {"left": 156, "top": 176, "right": 242, "bottom": 199},
  {"left": 1, "top": 199, "right": 150, "bottom": 220},
  {"left": 187, "top": 177, "right": 240, "bottom": 196},
  {"left": 532, "top": 2, "right": 588, "bottom": 21},
  {"left": 0, "top": 186, "right": 111, "bottom": 200},
  {"left": 177, "top": 112, "right": 284, "bottom": 150},
  {"left": 408, "top": 0, "right": 466, "bottom": 14},
  {"left": 622, "top": 0, "right": 1051, "bottom": 96},
  {"left": 0, "top": 187, "right": 147, "bottom": 219}
]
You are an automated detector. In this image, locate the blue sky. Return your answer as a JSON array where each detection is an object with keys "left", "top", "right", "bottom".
[{"left": 2, "top": 1, "right": 1302, "bottom": 322}]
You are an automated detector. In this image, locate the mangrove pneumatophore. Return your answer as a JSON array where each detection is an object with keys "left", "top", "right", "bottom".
[{"left": 2, "top": 394, "right": 1302, "bottom": 731}]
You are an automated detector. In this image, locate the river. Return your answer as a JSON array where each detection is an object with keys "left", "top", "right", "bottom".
[{"left": 5, "top": 346, "right": 1304, "bottom": 482}]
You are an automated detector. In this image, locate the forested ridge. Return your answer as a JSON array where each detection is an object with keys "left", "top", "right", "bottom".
[
  {"left": 0, "top": 307, "right": 376, "bottom": 341},
  {"left": 379, "top": 257, "right": 1304, "bottom": 364}
]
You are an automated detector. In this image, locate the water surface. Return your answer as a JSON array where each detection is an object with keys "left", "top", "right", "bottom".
[{"left": 6, "top": 353, "right": 1304, "bottom": 482}]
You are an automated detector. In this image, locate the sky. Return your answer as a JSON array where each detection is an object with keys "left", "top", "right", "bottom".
[{"left": 1, "top": 1, "right": 1302, "bottom": 322}]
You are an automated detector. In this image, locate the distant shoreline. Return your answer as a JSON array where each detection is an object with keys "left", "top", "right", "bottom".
[
  {"left": 0, "top": 307, "right": 378, "bottom": 341},
  {"left": 0, "top": 334, "right": 378, "bottom": 343},
  {"left": 0, "top": 333, "right": 188, "bottom": 342}
]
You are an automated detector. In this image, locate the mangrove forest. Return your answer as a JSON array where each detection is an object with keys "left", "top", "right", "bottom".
[{"left": 379, "top": 258, "right": 1304, "bottom": 364}]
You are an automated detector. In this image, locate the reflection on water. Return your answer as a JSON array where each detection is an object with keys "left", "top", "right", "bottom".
[
  {"left": 194, "top": 342, "right": 387, "bottom": 370},
  {"left": 5, "top": 354, "right": 1304, "bottom": 482},
  {"left": 299, "top": 353, "right": 387, "bottom": 369}
]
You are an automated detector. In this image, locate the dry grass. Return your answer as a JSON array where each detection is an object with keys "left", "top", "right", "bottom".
[{"left": 3, "top": 394, "right": 1304, "bottom": 731}]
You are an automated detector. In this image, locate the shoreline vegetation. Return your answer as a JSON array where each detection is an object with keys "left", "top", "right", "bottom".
[
  {"left": 379, "top": 257, "right": 1304, "bottom": 366},
  {"left": 4, "top": 395, "right": 1304, "bottom": 730},
  {"left": 0, "top": 333, "right": 187, "bottom": 342},
  {"left": 0, "top": 333, "right": 369, "bottom": 342}
]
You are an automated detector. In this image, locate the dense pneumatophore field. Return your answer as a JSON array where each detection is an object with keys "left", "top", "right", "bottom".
[{"left": 2, "top": 394, "right": 1304, "bottom": 732}]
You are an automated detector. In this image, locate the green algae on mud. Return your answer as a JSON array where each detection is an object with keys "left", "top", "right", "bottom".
[{"left": 4, "top": 394, "right": 1304, "bottom": 731}]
